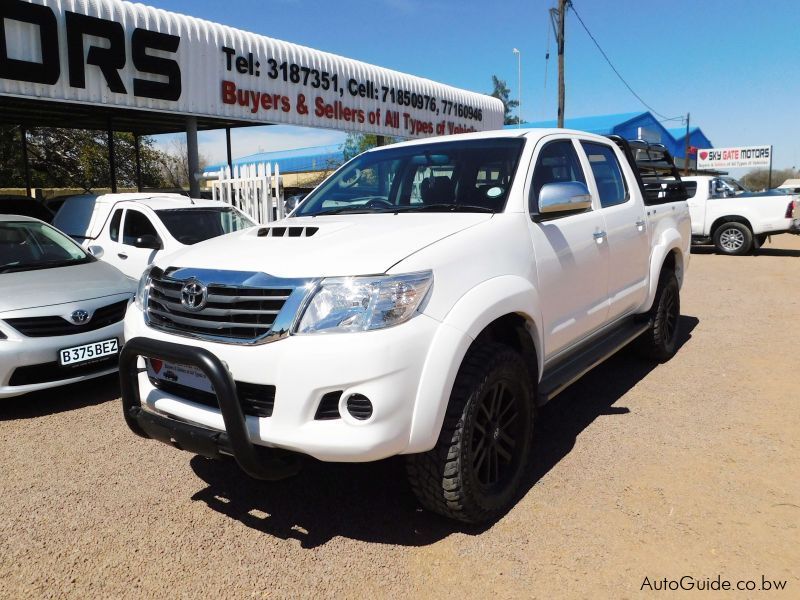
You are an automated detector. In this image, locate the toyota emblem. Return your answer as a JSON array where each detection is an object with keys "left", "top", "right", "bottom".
[
  {"left": 180, "top": 279, "right": 208, "bottom": 312},
  {"left": 70, "top": 309, "right": 90, "bottom": 324}
]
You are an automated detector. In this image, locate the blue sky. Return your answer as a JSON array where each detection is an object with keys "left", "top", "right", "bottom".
[{"left": 152, "top": 0, "right": 800, "bottom": 171}]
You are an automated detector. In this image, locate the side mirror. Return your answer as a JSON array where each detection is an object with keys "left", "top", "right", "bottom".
[
  {"left": 535, "top": 181, "right": 592, "bottom": 220},
  {"left": 87, "top": 245, "right": 104, "bottom": 258},
  {"left": 133, "top": 235, "right": 162, "bottom": 250}
]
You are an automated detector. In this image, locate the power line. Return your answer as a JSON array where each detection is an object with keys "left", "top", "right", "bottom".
[{"left": 569, "top": 2, "right": 682, "bottom": 122}]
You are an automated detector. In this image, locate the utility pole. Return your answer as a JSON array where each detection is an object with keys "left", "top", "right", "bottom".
[
  {"left": 683, "top": 112, "right": 691, "bottom": 175},
  {"left": 513, "top": 48, "right": 521, "bottom": 127},
  {"left": 767, "top": 145, "right": 773, "bottom": 189},
  {"left": 550, "top": 0, "right": 568, "bottom": 127}
]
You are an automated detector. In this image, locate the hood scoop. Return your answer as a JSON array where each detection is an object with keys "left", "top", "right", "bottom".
[{"left": 257, "top": 226, "right": 319, "bottom": 238}]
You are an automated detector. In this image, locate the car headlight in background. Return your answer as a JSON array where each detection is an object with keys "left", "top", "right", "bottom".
[
  {"left": 296, "top": 271, "right": 433, "bottom": 334},
  {"left": 135, "top": 265, "right": 154, "bottom": 310}
]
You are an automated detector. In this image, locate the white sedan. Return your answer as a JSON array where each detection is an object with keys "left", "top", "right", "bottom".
[{"left": 0, "top": 215, "right": 133, "bottom": 399}]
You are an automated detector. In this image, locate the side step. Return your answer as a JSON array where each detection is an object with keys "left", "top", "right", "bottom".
[{"left": 537, "top": 319, "right": 649, "bottom": 405}]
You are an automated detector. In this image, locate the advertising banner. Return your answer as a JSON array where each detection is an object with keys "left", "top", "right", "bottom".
[
  {"left": 0, "top": 0, "right": 504, "bottom": 138},
  {"left": 697, "top": 146, "right": 772, "bottom": 169}
]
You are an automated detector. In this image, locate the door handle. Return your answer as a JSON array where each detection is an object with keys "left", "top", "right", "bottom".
[
  {"left": 593, "top": 231, "right": 607, "bottom": 243},
  {"left": 635, "top": 218, "right": 646, "bottom": 230},
  {"left": 117, "top": 252, "right": 128, "bottom": 260}
]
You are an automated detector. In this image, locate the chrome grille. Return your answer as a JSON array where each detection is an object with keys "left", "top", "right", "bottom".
[{"left": 145, "top": 268, "right": 312, "bottom": 344}]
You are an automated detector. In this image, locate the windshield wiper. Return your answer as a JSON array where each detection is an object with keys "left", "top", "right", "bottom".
[
  {"left": 310, "top": 207, "right": 378, "bottom": 216},
  {"left": 393, "top": 203, "right": 496, "bottom": 213},
  {"left": 0, "top": 258, "right": 87, "bottom": 274},
  {"left": 0, "top": 262, "right": 22, "bottom": 273}
]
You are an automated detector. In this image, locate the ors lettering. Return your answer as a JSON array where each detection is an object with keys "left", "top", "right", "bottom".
[
  {"left": 65, "top": 12, "right": 127, "bottom": 93},
  {"left": 0, "top": 0, "right": 181, "bottom": 101},
  {"left": 0, "top": 0, "right": 59, "bottom": 84}
]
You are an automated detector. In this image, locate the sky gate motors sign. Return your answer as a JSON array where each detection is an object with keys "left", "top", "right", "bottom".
[
  {"left": 0, "top": 0, "right": 503, "bottom": 138},
  {"left": 697, "top": 145, "right": 772, "bottom": 170}
]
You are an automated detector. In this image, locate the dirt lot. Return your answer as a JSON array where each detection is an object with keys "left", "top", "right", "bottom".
[{"left": 1, "top": 235, "right": 799, "bottom": 599}]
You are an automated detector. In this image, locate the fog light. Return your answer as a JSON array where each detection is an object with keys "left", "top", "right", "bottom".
[{"left": 346, "top": 394, "right": 373, "bottom": 420}]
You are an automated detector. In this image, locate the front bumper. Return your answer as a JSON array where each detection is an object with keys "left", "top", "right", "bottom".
[
  {"left": 122, "top": 304, "right": 444, "bottom": 464},
  {"left": 0, "top": 307, "right": 127, "bottom": 399},
  {"left": 121, "top": 337, "right": 301, "bottom": 480}
]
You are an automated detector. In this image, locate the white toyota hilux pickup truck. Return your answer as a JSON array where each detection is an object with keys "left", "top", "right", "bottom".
[
  {"left": 682, "top": 175, "right": 799, "bottom": 255},
  {"left": 120, "top": 130, "right": 691, "bottom": 523}
]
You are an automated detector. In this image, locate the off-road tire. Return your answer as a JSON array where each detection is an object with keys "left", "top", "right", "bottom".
[
  {"left": 713, "top": 222, "right": 752, "bottom": 255},
  {"left": 636, "top": 270, "right": 681, "bottom": 362},
  {"left": 406, "top": 343, "right": 534, "bottom": 523}
]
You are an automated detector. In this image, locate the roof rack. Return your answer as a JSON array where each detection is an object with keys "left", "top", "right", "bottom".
[{"left": 606, "top": 135, "right": 689, "bottom": 206}]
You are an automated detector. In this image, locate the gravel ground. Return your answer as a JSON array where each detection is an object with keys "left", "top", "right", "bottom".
[{"left": 1, "top": 235, "right": 799, "bottom": 599}]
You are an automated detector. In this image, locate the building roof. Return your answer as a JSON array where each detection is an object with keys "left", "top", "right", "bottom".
[
  {"left": 206, "top": 144, "right": 346, "bottom": 175},
  {"left": 2, "top": 0, "right": 503, "bottom": 137},
  {"left": 666, "top": 126, "right": 701, "bottom": 140},
  {"left": 508, "top": 111, "right": 713, "bottom": 158},
  {"left": 778, "top": 179, "right": 800, "bottom": 188}
]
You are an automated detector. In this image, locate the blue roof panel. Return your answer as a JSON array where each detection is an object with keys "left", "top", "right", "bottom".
[
  {"left": 506, "top": 111, "right": 713, "bottom": 158},
  {"left": 206, "top": 144, "right": 345, "bottom": 174}
]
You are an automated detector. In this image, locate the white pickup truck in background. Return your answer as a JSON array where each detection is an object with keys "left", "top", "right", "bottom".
[
  {"left": 53, "top": 194, "right": 255, "bottom": 280},
  {"left": 119, "top": 130, "right": 691, "bottom": 523},
  {"left": 682, "top": 175, "right": 799, "bottom": 255}
]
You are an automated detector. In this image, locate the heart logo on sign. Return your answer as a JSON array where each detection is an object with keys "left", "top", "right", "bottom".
[
  {"left": 150, "top": 359, "right": 163, "bottom": 374},
  {"left": 699, "top": 151, "right": 708, "bottom": 160}
]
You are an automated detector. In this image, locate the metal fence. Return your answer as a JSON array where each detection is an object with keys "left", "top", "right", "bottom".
[{"left": 210, "top": 163, "right": 283, "bottom": 224}]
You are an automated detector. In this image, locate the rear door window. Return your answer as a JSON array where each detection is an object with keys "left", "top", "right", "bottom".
[
  {"left": 580, "top": 142, "right": 628, "bottom": 208},
  {"left": 109, "top": 209, "right": 123, "bottom": 242}
]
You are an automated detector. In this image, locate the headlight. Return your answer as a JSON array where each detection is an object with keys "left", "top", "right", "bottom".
[
  {"left": 135, "top": 265, "right": 154, "bottom": 310},
  {"left": 296, "top": 271, "right": 433, "bottom": 334}
]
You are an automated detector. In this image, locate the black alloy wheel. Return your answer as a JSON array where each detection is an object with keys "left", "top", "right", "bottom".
[
  {"left": 636, "top": 270, "right": 681, "bottom": 362},
  {"left": 406, "top": 343, "right": 534, "bottom": 523},
  {"left": 470, "top": 380, "right": 524, "bottom": 492}
]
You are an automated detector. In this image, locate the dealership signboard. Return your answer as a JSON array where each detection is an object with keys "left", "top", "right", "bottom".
[
  {"left": 696, "top": 145, "right": 772, "bottom": 170},
  {"left": 0, "top": 0, "right": 503, "bottom": 138}
]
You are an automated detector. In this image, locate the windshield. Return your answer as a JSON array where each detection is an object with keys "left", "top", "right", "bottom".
[
  {"left": 0, "top": 220, "right": 91, "bottom": 273},
  {"left": 156, "top": 207, "right": 255, "bottom": 245},
  {"left": 294, "top": 138, "right": 526, "bottom": 217}
]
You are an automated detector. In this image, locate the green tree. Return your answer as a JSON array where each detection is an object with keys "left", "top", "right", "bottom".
[
  {"left": 0, "top": 126, "right": 168, "bottom": 191},
  {"left": 157, "top": 138, "right": 208, "bottom": 190},
  {"left": 490, "top": 75, "right": 519, "bottom": 125},
  {"left": 341, "top": 133, "right": 396, "bottom": 162},
  {"left": 0, "top": 127, "right": 24, "bottom": 186},
  {"left": 741, "top": 168, "right": 798, "bottom": 191}
]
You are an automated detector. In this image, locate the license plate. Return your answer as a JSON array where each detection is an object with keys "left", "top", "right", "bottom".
[
  {"left": 59, "top": 338, "right": 119, "bottom": 366},
  {"left": 146, "top": 358, "right": 213, "bottom": 393}
]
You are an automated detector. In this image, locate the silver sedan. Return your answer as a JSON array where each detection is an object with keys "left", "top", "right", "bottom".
[{"left": 0, "top": 215, "right": 134, "bottom": 399}]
